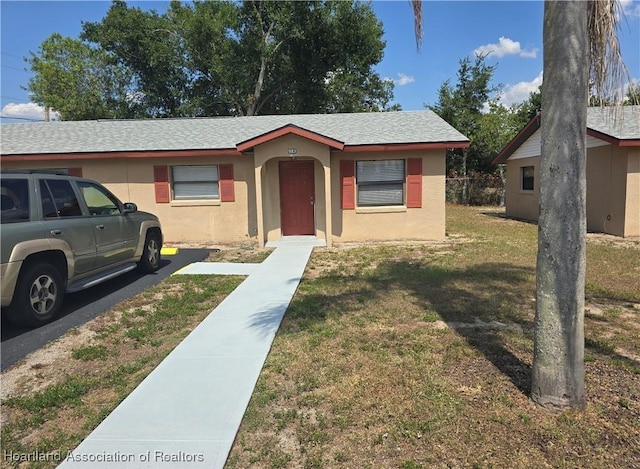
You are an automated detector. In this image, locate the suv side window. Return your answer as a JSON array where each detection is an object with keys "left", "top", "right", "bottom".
[
  {"left": 77, "top": 181, "right": 121, "bottom": 216},
  {"left": 39, "top": 179, "right": 82, "bottom": 218},
  {"left": 1, "top": 178, "right": 30, "bottom": 223}
]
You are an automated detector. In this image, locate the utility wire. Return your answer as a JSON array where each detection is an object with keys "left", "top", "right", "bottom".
[
  {"left": 1, "top": 51, "right": 26, "bottom": 60},
  {"left": 1, "top": 64, "right": 28, "bottom": 73},
  {"left": 1, "top": 95, "right": 31, "bottom": 103}
]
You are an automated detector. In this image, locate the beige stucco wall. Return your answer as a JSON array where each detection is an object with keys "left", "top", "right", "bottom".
[
  {"left": 252, "top": 135, "right": 331, "bottom": 243},
  {"left": 625, "top": 148, "right": 640, "bottom": 237},
  {"left": 2, "top": 156, "right": 258, "bottom": 244},
  {"left": 504, "top": 156, "right": 540, "bottom": 222},
  {"left": 585, "top": 145, "right": 629, "bottom": 237},
  {"left": 2, "top": 139, "right": 448, "bottom": 244},
  {"left": 505, "top": 145, "right": 639, "bottom": 237},
  {"left": 331, "top": 150, "right": 446, "bottom": 242}
]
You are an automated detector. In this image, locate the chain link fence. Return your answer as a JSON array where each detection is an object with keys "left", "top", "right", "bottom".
[{"left": 446, "top": 174, "right": 505, "bottom": 206}]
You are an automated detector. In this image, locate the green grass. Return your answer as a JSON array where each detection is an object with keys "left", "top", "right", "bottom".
[
  {"left": 227, "top": 206, "right": 640, "bottom": 469},
  {"left": 2, "top": 206, "right": 639, "bottom": 469},
  {"left": 1, "top": 274, "right": 244, "bottom": 469},
  {"left": 71, "top": 345, "right": 111, "bottom": 361}
]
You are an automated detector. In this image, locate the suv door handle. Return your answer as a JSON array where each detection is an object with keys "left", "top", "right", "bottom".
[
  {"left": 50, "top": 229, "right": 62, "bottom": 236},
  {"left": 96, "top": 225, "right": 105, "bottom": 231}
]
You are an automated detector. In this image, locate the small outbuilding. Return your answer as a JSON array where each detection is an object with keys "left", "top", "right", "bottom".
[
  {"left": 1, "top": 111, "right": 469, "bottom": 247},
  {"left": 493, "top": 106, "right": 640, "bottom": 238}
]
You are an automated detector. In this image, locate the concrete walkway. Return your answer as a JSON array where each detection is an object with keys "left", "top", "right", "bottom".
[{"left": 58, "top": 237, "right": 323, "bottom": 469}]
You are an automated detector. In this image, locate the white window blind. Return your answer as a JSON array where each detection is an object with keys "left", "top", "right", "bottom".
[
  {"left": 356, "top": 160, "right": 405, "bottom": 206},
  {"left": 172, "top": 165, "right": 219, "bottom": 199}
]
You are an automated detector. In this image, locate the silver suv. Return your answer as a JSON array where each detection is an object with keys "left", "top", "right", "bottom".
[{"left": 1, "top": 171, "right": 163, "bottom": 327}]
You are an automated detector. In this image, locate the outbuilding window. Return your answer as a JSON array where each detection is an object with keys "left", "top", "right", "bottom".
[
  {"left": 172, "top": 165, "right": 219, "bottom": 200},
  {"left": 521, "top": 166, "right": 534, "bottom": 191},
  {"left": 356, "top": 160, "right": 405, "bottom": 206}
]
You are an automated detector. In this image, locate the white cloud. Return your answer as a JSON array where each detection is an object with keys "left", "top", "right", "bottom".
[
  {"left": 620, "top": 0, "right": 640, "bottom": 17},
  {"left": 394, "top": 73, "right": 415, "bottom": 86},
  {"left": 474, "top": 36, "right": 538, "bottom": 59},
  {"left": 498, "top": 71, "right": 543, "bottom": 106},
  {"left": 1, "top": 102, "right": 58, "bottom": 121}
]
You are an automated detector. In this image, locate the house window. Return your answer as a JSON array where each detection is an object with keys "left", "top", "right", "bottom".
[
  {"left": 356, "top": 160, "right": 405, "bottom": 206},
  {"left": 521, "top": 166, "right": 534, "bottom": 191},
  {"left": 172, "top": 165, "right": 219, "bottom": 200}
]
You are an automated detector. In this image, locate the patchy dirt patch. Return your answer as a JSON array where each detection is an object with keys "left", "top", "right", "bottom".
[
  {"left": 1, "top": 327, "right": 97, "bottom": 400},
  {"left": 587, "top": 232, "right": 640, "bottom": 248},
  {"left": 1, "top": 275, "right": 244, "bottom": 466}
]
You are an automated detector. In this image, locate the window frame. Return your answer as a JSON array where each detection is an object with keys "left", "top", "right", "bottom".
[
  {"left": 355, "top": 159, "right": 406, "bottom": 207},
  {"left": 171, "top": 165, "right": 220, "bottom": 201},
  {"left": 521, "top": 166, "right": 535, "bottom": 192}
]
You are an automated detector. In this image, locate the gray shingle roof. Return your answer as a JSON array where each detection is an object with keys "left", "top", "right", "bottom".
[
  {"left": 492, "top": 105, "right": 640, "bottom": 165},
  {"left": 587, "top": 105, "right": 640, "bottom": 140},
  {"left": 0, "top": 111, "right": 469, "bottom": 156}
]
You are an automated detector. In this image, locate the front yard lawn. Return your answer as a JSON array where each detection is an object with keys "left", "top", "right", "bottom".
[
  {"left": 1, "top": 205, "right": 638, "bottom": 469},
  {"left": 227, "top": 205, "right": 639, "bottom": 469}
]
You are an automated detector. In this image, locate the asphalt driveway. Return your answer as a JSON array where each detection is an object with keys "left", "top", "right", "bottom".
[{"left": 1, "top": 248, "right": 210, "bottom": 371}]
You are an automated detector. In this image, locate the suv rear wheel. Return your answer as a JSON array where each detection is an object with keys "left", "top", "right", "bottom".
[{"left": 7, "top": 262, "right": 64, "bottom": 327}]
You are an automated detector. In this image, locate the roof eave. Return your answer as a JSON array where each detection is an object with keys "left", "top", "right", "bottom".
[
  {"left": 492, "top": 114, "right": 541, "bottom": 165},
  {"left": 586, "top": 128, "right": 640, "bottom": 147},
  {"left": 236, "top": 124, "right": 345, "bottom": 152},
  {"left": 0, "top": 148, "right": 244, "bottom": 161},
  {"left": 340, "top": 141, "right": 469, "bottom": 153}
]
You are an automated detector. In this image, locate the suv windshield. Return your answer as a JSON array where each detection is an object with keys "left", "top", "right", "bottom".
[{"left": 1, "top": 178, "right": 30, "bottom": 223}]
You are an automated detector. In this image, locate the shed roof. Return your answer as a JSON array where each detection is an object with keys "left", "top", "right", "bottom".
[
  {"left": 493, "top": 105, "right": 640, "bottom": 164},
  {"left": 1, "top": 111, "right": 469, "bottom": 157}
]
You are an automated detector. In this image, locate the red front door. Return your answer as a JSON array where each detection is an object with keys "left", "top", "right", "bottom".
[{"left": 279, "top": 160, "right": 315, "bottom": 236}]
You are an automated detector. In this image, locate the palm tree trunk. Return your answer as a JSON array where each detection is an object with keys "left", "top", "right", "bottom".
[{"left": 531, "top": 0, "right": 588, "bottom": 411}]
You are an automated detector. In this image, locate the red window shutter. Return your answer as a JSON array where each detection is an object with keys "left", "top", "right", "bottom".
[
  {"left": 153, "top": 165, "right": 170, "bottom": 203},
  {"left": 340, "top": 160, "right": 355, "bottom": 210},
  {"left": 406, "top": 158, "right": 422, "bottom": 208},
  {"left": 219, "top": 164, "right": 235, "bottom": 202},
  {"left": 67, "top": 167, "right": 83, "bottom": 177}
]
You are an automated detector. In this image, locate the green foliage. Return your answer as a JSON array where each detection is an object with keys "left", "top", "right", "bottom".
[
  {"left": 427, "top": 55, "right": 539, "bottom": 180},
  {"left": 27, "top": 0, "right": 395, "bottom": 120},
  {"left": 26, "top": 33, "right": 137, "bottom": 120},
  {"left": 625, "top": 82, "right": 640, "bottom": 105}
]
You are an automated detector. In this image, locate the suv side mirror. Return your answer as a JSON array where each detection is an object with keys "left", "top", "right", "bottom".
[{"left": 123, "top": 202, "right": 138, "bottom": 214}]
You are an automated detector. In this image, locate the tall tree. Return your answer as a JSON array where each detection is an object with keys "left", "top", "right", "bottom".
[
  {"left": 427, "top": 54, "right": 499, "bottom": 182},
  {"left": 26, "top": 33, "right": 136, "bottom": 120},
  {"left": 533, "top": 0, "right": 628, "bottom": 411},
  {"left": 412, "top": 0, "right": 629, "bottom": 411},
  {"left": 81, "top": 0, "right": 192, "bottom": 117},
  {"left": 229, "top": 0, "right": 392, "bottom": 115},
  {"left": 533, "top": 1, "right": 590, "bottom": 410},
  {"left": 29, "top": 0, "right": 394, "bottom": 119}
]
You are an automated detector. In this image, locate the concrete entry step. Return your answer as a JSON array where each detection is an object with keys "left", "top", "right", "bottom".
[{"left": 266, "top": 236, "right": 327, "bottom": 248}]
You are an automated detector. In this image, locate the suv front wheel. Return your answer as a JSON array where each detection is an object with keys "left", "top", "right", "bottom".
[
  {"left": 137, "top": 230, "right": 161, "bottom": 273},
  {"left": 7, "top": 262, "right": 64, "bottom": 327}
]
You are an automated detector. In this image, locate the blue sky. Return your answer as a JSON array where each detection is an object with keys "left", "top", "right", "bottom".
[{"left": 1, "top": 0, "right": 639, "bottom": 123}]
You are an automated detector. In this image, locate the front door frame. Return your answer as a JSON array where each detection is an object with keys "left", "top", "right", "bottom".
[
  {"left": 253, "top": 140, "right": 333, "bottom": 249},
  {"left": 279, "top": 159, "right": 316, "bottom": 236}
]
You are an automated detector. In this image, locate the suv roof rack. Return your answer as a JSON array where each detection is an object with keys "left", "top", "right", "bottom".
[{"left": 1, "top": 169, "right": 70, "bottom": 176}]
